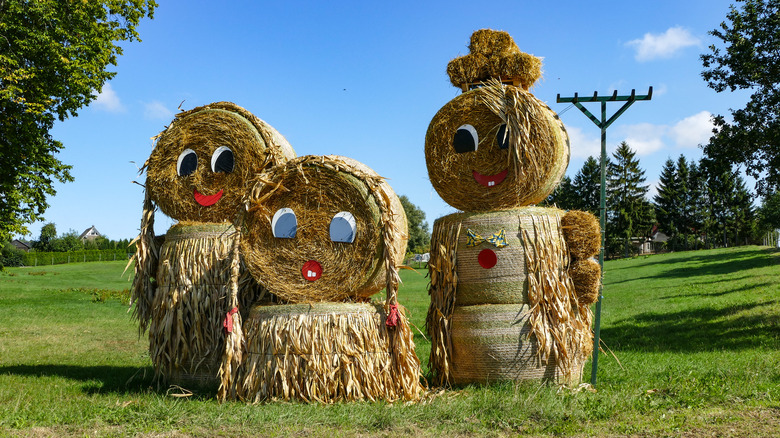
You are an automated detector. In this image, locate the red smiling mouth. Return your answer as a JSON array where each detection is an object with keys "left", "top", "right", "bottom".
[
  {"left": 193, "top": 189, "right": 224, "bottom": 206},
  {"left": 473, "top": 169, "right": 508, "bottom": 188}
]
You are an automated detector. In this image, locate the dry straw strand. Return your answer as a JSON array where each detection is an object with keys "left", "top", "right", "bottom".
[
  {"left": 217, "top": 223, "right": 245, "bottom": 401},
  {"left": 127, "top": 177, "right": 159, "bottom": 334}
]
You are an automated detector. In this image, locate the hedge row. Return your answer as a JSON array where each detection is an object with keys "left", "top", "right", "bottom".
[{"left": 22, "top": 249, "right": 132, "bottom": 266}]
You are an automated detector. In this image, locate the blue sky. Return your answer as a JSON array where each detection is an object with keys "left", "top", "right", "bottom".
[{"left": 24, "top": 0, "right": 751, "bottom": 241}]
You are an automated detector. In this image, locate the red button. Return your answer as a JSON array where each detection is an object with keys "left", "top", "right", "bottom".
[
  {"left": 478, "top": 249, "right": 497, "bottom": 269},
  {"left": 301, "top": 260, "right": 322, "bottom": 281}
]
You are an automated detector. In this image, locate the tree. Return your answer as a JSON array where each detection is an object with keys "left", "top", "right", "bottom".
[
  {"left": 758, "top": 190, "right": 780, "bottom": 231},
  {"left": 572, "top": 156, "right": 602, "bottom": 215},
  {"left": 399, "top": 195, "right": 430, "bottom": 254},
  {"left": 653, "top": 158, "right": 680, "bottom": 240},
  {"left": 544, "top": 175, "right": 578, "bottom": 210},
  {"left": 607, "top": 142, "right": 655, "bottom": 258},
  {"left": 32, "top": 222, "right": 57, "bottom": 252},
  {"left": 700, "top": 0, "right": 780, "bottom": 196},
  {"left": 0, "top": 0, "right": 157, "bottom": 241}
]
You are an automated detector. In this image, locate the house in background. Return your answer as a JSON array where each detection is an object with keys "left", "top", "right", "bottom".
[
  {"left": 11, "top": 239, "right": 31, "bottom": 252},
  {"left": 79, "top": 225, "right": 101, "bottom": 242}
]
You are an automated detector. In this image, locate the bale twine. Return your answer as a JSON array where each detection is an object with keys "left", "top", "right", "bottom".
[
  {"left": 145, "top": 101, "right": 295, "bottom": 223},
  {"left": 241, "top": 155, "right": 408, "bottom": 303},
  {"left": 449, "top": 304, "right": 582, "bottom": 384},
  {"left": 148, "top": 222, "right": 264, "bottom": 390},
  {"left": 427, "top": 208, "right": 592, "bottom": 385},
  {"left": 237, "top": 302, "right": 423, "bottom": 403},
  {"left": 425, "top": 80, "right": 570, "bottom": 212}
]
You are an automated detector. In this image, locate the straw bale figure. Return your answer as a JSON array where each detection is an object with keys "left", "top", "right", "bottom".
[
  {"left": 425, "top": 30, "right": 600, "bottom": 386},
  {"left": 235, "top": 155, "right": 424, "bottom": 402},
  {"left": 129, "top": 102, "right": 295, "bottom": 392}
]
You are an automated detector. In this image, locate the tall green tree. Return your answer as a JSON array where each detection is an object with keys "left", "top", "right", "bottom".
[
  {"left": 572, "top": 156, "right": 602, "bottom": 215},
  {"left": 653, "top": 158, "right": 680, "bottom": 239},
  {"left": 398, "top": 195, "right": 430, "bottom": 254},
  {"left": 607, "top": 142, "right": 655, "bottom": 257},
  {"left": 32, "top": 222, "right": 57, "bottom": 252},
  {"left": 0, "top": 0, "right": 157, "bottom": 241},
  {"left": 700, "top": 0, "right": 780, "bottom": 196},
  {"left": 544, "top": 175, "right": 578, "bottom": 210}
]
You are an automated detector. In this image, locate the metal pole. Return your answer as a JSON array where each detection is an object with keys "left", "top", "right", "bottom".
[{"left": 591, "top": 102, "right": 608, "bottom": 385}]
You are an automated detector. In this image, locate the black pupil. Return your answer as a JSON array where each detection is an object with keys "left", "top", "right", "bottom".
[
  {"left": 496, "top": 124, "right": 510, "bottom": 150},
  {"left": 214, "top": 149, "right": 234, "bottom": 173},
  {"left": 178, "top": 152, "right": 197, "bottom": 176},
  {"left": 453, "top": 128, "right": 476, "bottom": 153}
]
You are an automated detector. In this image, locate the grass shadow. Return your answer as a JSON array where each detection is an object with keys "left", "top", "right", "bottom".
[
  {"left": 601, "top": 300, "right": 779, "bottom": 352},
  {"left": 0, "top": 364, "right": 212, "bottom": 397}
]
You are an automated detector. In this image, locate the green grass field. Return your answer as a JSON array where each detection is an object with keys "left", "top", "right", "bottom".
[{"left": 0, "top": 246, "right": 778, "bottom": 437}]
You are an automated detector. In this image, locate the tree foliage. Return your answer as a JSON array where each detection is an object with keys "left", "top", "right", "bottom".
[
  {"left": 700, "top": 0, "right": 780, "bottom": 195},
  {"left": 544, "top": 156, "right": 602, "bottom": 215},
  {"left": 607, "top": 142, "right": 655, "bottom": 257},
  {"left": 398, "top": 195, "right": 430, "bottom": 254},
  {"left": 0, "top": 0, "right": 157, "bottom": 241}
]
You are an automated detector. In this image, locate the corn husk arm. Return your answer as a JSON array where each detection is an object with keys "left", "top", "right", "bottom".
[{"left": 128, "top": 184, "right": 160, "bottom": 334}]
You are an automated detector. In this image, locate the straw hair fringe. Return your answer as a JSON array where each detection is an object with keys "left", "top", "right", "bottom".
[
  {"left": 127, "top": 178, "right": 159, "bottom": 334},
  {"left": 236, "top": 302, "right": 423, "bottom": 403}
]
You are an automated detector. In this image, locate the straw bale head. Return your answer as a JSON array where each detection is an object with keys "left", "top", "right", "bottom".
[
  {"left": 425, "top": 81, "right": 570, "bottom": 212},
  {"left": 146, "top": 102, "right": 295, "bottom": 223},
  {"left": 242, "top": 155, "right": 408, "bottom": 303}
]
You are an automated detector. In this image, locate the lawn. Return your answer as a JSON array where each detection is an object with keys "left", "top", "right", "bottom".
[{"left": 0, "top": 246, "right": 778, "bottom": 437}]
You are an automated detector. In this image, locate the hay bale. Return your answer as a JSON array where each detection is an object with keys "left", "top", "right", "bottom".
[
  {"left": 147, "top": 222, "right": 265, "bottom": 389},
  {"left": 237, "top": 302, "right": 423, "bottom": 403},
  {"left": 561, "top": 210, "right": 601, "bottom": 259},
  {"left": 425, "top": 80, "right": 569, "bottom": 212},
  {"left": 447, "top": 29, "right": 542, "bottom": 90},
  {"left": 569, "top": 258, "right": 601, "bottom": 306},
  {"left": 449, "top": 304, "right": 584, "bottom": 384},
  {"left": 435, "top": 207, "right": 566, "bottom": 306},
  {"left": 426, "top": 207, "right": 593, "bottom": 385},
  {"left": 241, "top": 155, "right": 408, "bottom": 303},
  {"left": 146, "top": 101, "right": 295, "bottom": 223}
]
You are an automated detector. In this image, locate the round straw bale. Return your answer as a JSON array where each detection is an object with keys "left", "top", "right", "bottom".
[
  {"left": 238, "top": 302, "right": 423, "bottom": 402},
  {"left": 446, "top": 53, "right": 489, "bottom": 89},
  {"left": 561, "top": 210, "right": 601, "bottom": 259},
  {"left": 433, "top": 207, "right": 566, "bottom": 306},
  {"left": 242, "top": 155, "right": 408, "bottom": 303},
  {"left": 425, "top": 81, "right": 569, "bottom": 212},
  {"left": 569, "top": 258, "right": 601, "bottom": 306},
  {"left": 146, "top": 101, "right": 295, "bottom": 223},
  {"left": 448, "top": 304, "right": 584, "bottom": 384}
]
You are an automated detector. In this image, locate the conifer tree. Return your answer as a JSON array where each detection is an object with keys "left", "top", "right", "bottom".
[{"left": 607, "top": 142, "right": 655, "bottom": 257}]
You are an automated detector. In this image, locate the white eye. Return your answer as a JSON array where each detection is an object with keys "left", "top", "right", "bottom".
[
  {"left": 329, "top": 211, "right": 356, "bottom": 243},
  {"left": 211, "top": 146, "right": 234, "bottom": 173},
  {"left": 453, "top": 124, "right": 478, "bottom": 153},
  {"left": 176, "top": 148, "right": 198, "bottom": 176},
  {"left": 272, "top": 208, "right": 297, "bottom": 238}
]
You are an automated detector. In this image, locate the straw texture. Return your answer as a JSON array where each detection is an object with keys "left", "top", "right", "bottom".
[
  {"left": 242, "top": 155, "right": 408, "bottom": 303},
  {"left": 425, "top": 80, "right": 570, "bottom": 212},
  {"left": 147, "top": 222, "right": 263, "bottom": 389},
  {"left": 427, "top": 208, "right": 593, "bottom": 385},
  {"left": 568, "top": 258, "right": 601, "bottom": 306},
  {"left": 447, "top": 29, "right": 542, "bottom": 90},
  {"left": 146, "top": 101, "right": 295, "bottom": 223},
  {"left": 237, "top": 302, "right": 423, "bottom": 403},
  {"left": 561, "top": 210, "right": 601, "bottom": 259}
]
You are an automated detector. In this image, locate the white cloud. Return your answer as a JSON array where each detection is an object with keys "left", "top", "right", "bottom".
[
  {"left": 565, "top": 125, "right": 601, "bottom": 159},
  {"left": 669, "top": 111, "right": 714, "bottom": 148},
  {"left": 626, "top": 26, "right": 700, "bottom": 62},
  {"left": 620, "top": 123, "right": 667, "bottom": 156},
  {"left": 92, "top": 83, "right": 124, "bottom": 112},
  {"left": 144, "top": 101, "right": 174, "bottom": 120}
]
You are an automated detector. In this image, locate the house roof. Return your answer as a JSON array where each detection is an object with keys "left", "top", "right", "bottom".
[
  {"left": 11, "top": 239, "right": 31, "bottom": 251},
  {"left": 79, "top": 225, "right": 101, "bottom": 240}
]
